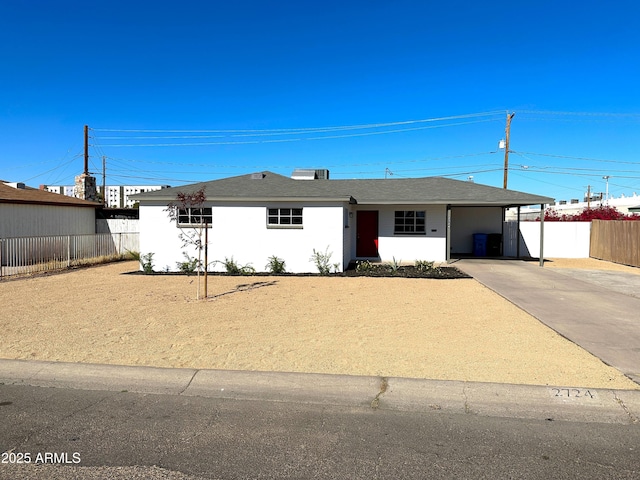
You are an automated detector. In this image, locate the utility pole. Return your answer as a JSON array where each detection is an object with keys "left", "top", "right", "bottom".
[
  {"left": 102, "top": 156, "right": 107, "bottom": 207},
  {"left": 84, "top": 125, "right": 89, "bottom": 175},
  {"left": 586, "top": 185, "right": 591, "bottom": 209},
  {"left": 603, "top": 176, "right": 610, "bottom": 204},
  {"left": 503, "top": 112, "right": 515, "bottom": 189}
]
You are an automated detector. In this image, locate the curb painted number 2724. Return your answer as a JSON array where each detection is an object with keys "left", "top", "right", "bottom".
[{"left": 551, "top": 388, "right": 595, "bottom": 398}]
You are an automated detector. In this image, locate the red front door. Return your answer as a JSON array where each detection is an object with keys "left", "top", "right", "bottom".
[{"left": 356, "top": 211, "right": 379, "bottom": 257}]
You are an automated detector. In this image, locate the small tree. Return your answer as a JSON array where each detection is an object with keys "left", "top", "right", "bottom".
[{"left": 166, "top": 187, "right": 208, "bottom": 299}]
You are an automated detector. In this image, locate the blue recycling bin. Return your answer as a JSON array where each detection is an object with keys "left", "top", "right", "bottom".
[{"left": 472, "top": 233, "right": 488, "bottom": 257}]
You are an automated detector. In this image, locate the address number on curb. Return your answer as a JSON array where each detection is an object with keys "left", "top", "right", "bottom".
[{"left": 550, "top": 388, "right": 595, "bottom": 399}]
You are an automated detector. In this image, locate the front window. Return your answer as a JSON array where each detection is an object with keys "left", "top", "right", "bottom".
[
  {"left": 394, "top": 210, "right": 425, "bottom": 234},
  {"left": 177, "top": 207, "right": 212, "bottom": 226},
  {"left": 267, "top": 208, "right": 303, "bottom": 227}
]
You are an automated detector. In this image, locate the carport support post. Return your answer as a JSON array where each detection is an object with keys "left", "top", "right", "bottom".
[
  {"left": 446, "top": 205, "right": 451, "bottom": 263},
  {"left": 516, "top": 207, "right": 521, "bottom": 258},
  {"left": 539, "top": 203, "right": 545, "bottom": 267}
]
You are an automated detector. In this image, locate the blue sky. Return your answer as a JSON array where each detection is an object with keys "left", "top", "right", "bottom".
[{"left": 1, "top": 0, "right": 639, "bottom": 202}]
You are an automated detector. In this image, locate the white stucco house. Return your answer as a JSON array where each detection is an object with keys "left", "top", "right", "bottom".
[{"left": 131, "top": 170, "right": 554, "bottom": 273}]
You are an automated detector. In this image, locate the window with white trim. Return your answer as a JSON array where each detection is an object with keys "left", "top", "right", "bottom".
[
  {"left": 267, "top": 208, "right": 303, "bottom": 227},
  {"left": 177, "top": 207, "right": 212, "bottom": 226},
  {"left": 394, "top": 210, "right": 426, "bottom": 234}
]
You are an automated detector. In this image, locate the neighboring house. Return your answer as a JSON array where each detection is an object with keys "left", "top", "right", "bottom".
[
  {"left": 131, "top": 170, "right": 554, "bottom": 273},
  {"left": 0, "top": 181, "right": 99, "bottom": 238}
]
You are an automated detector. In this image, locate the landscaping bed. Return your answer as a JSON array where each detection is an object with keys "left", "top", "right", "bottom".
[
  {"left": 342, "top": 263, "right": 470, "bottom": 279},
  {"left": 128, "top": 261, "right": 471, "bottom": 279}
]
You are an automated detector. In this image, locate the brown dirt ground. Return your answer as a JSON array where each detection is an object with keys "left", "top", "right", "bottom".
[
  {"left": 544, "top": 257, "right": 640, "bottom": 273},
  {"left": 1, "top": 259, "right": 638, "bottom": 390}
]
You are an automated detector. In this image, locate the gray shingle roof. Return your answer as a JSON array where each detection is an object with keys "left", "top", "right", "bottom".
[
  {"left": 0, "top": 182, "right": 100, "bottom": 207},
  {"left": 132, "top": 171, "right": 554, "bottom": 206}
]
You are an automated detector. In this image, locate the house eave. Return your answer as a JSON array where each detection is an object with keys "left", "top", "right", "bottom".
[
  {"left": 354, "top": 199, "right": 553, "bottom": 207},
  {"left": 136, "top": 195, "right": 355, "bottom": 204},
  {"left": 0, "top": 199, "right": 100, "bottom": 208}
]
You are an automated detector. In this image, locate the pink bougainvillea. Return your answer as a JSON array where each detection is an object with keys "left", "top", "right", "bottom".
[{"left": 538, "top": 205, "right": 640, "bottom": 221}]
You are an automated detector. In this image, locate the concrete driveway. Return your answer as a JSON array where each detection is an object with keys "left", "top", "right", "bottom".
[{"left": 454, "top": 259, "right": 640, "bottom": 385}]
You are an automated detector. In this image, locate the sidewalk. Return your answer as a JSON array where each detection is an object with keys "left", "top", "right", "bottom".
[{"left": 455, "top": 258, "right": 640, "bottom": 385}]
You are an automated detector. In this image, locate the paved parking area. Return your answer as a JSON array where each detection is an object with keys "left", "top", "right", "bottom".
[{"left": 455, "top": 259, "right": 640, "bottom": 385}]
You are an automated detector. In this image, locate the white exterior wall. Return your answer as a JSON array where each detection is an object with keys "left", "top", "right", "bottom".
[
  {"left": 353, "top": 205, "right": 447, "bottom": 263},
  {"left": 139, "top": 203, "right": 184, "bottom": 271},
  {"left": 96, "top": 219, "right": 140, "bottom": 234},
  {"left": 503, "top": 221, "right": 591, "bottom": 258},
  {"left": 0, "top": 204, "right": 95, "bottom": 238},
  {"left": 140, "top": 202, "right": 347, "bottom": 273}
]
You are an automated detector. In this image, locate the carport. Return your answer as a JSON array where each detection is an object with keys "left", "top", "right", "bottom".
[{"left": 446, "top": 193, "right": 554, "bottom": 266}]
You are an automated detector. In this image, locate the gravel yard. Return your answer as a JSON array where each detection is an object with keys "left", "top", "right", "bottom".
[{"left": 0, "top": 258, "right": 637, "bottom": 390}]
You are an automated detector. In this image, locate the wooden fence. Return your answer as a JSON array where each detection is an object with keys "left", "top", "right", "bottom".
[
  {"left": 590, "top": 220, "right": 640, "bottom": 267},
  {"left": 0, "top": 233, "right": 139, "bottom": 277}
]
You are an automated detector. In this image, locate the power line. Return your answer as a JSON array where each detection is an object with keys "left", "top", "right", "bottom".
[
  {"left": 91, "top": 111, "right": 506, "bottom": 134},
  {"left": 103, "top": 151, "right": 498, "bottom": 170},
  {"left": 21, "top": 155, "right": 82, "bottom": 183},
  {"left": 512, "top": 151, "right": 640, "bottom": 166},
  {"left": 511, "top": 167, "right": 640, "bottom": 180},
  {"left": 517, "top": 110, "right": 640, "bottom": 118},
  {"left": 92, "top": 118, "right": 502, "bottom": 147},
  {"left": 508, "top": 171, "right": 585, "bottom": 194}
]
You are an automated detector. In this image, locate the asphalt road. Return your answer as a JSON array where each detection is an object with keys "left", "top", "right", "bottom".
[{"left": 1, "top": 384, "right": 639, "bottom": 480}]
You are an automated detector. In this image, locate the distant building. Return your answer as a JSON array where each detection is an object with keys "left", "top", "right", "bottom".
[
  {"left": 41, "top": 184, "right": 171, "bottom": 208},
  {"left": 506, "top": 192, "right": 640, "bottom": 221}
]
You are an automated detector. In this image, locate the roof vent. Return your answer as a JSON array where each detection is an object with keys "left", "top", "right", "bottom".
[
  {"left": 315, "top": 169, "right": 329, "bottom": 180},
  {"left": 291, "top": 169, "right": 330, "bottom": 180},
  {"left": 4, "top": 182, "right": 26, "bottom": 189},
  {"left": 251, "top": 172, "right": 266, "bottom": 180}
]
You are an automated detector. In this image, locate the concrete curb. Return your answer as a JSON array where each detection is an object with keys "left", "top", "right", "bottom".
[
  {"left": 1, "top": 359, "right": 639, "bottom": 425},
  {"left": 0, "top": 359, "right": 196, "bottom": 395}
]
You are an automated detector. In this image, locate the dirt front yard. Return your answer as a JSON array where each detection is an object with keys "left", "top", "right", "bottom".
[{"left": 1, "top": 260, "right": 637, "bottom": 390}]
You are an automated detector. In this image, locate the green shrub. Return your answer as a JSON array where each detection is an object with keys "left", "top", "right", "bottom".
[
  {"left": 265, "top": 255, "right": 286, "bottom": 274},
  {"left": 140, "top": 252, "right": 155, "bottom": 274},
  {"left": 310, "top": 247, "right": 334, "bottom": 275},
  {"left": 355, "top": 260, "right": 374, "bottom": 273},
  {"left": 223, "top": 257, "right": 255, "bottom": 275},
  {"left": 177, "top": 253, "right": 199, "bottom": 275},
  {"left": 387, "top": 256, "right": 401, "bottom": 274},
  {"left": 415, "top": 260, "right": 441, "bottom": 274}
]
